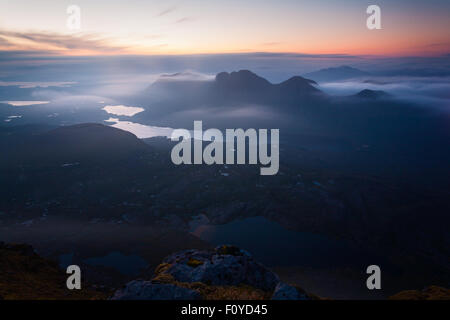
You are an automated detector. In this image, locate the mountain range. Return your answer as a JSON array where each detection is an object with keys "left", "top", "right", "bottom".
[
  {"left": 303, "top": 66, "right": 370, "bottom": 83},
  {"left": 145, "top": 70, "right": 327, "bottom": 108}
]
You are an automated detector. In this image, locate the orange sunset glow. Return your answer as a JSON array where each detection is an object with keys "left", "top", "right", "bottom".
[{"left": 0, "top": 0, "right": 449, "bottom": 57}]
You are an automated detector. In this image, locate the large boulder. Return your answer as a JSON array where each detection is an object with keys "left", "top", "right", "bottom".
[
  {"left": 161, "top": 245, "right": 279, "bottom": 292},
  {"left": 110, "top": 245, "right": 317, "bottom": 300},
  {"left": 271, "top": 282, "right": 312, "bottom": 300}
]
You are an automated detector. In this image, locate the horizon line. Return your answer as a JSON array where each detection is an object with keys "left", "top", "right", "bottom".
[{"left": 1, "top": 50, "right": 449, "bottom": 60}]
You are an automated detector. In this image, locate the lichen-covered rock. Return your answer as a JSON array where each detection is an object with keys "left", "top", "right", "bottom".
[
  {"left": 111, "top": 280, "right": 201, "bottom": 300},
  {"left": 161, "top": 246, "right": 279, "bottom": 291},
  {"left": 271, "top": 282, "right": 312, "bottom": 300},
  {"left": 110, "top": 245, "right": 317, "bottom": 300}
]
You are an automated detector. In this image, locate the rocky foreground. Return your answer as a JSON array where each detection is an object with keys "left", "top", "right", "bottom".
[
  {"left": 111, "top": 245, "right": 318, "bottom": 300},
  {"left": 1, "top": 242, "right": 448, "bottom": 300}
]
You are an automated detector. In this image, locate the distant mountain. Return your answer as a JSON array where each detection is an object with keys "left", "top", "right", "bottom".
[
  {"left": 215, "top": 70, "right": 273, "bottom": 92},
  {"left": 215, "top": 70, "right": 321, "bottom": 97},
  {"left": 147, "top": 70, "right": 324, "bottom": 107},
  {"left": 275, "top": 76, "right": 321, "bottom": 101},
  {"left": 303, "top": 66, "right": 369, "bottom": 83},
  {"left": 353, "top": 89, "right": 391, "bottom": 100}
]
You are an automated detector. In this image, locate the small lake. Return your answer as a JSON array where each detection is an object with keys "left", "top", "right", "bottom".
[
  {"left": 104, "top": 117, "right": 174, "bottom": 139},
  {"left": 102, "top": 103, "right": 174, "bottom": 139},
  {"left": 192, "top": 216, "right": 381, "bottom": 268},
  {"left": 59, "top": 217, "right": 384, "bottom": 275},
  {"left": 1, "top": 100, "right": 50, "bottom": 106},
  {"left": 102, "top": 105, "right": 144, "bottom": 117}
]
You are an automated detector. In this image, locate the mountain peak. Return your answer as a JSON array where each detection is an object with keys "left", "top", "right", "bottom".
[
  {"left": 216, "top": 70, "right": 271, "bottom": 85},
  {"left": 276, "top": 76, "right": 322, "bottom": 98},
  {"left": 215, "top": 70, "right": 272, "bottom": 93},
  {"left": 280, "top": 76, "right": 318, "bottom": 86},
  {"left": 337, "top": 65, "right": 355, "bottom": 70},
  {"left": 214, "top": 70, "right": 324, "bottom": 103},
  {"left": 354, "top": 89, "right": 390, "bottom": 99}
]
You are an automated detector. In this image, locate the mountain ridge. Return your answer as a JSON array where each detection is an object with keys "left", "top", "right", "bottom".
[
  {"left": 353, "top": 89, "right": 391, "bottom": 100},
  {"left": 304, "top": 65, "right": 369, "bottom": 83},
  {"left": 147, "top": 69, "right": 325, "bottom": 107}
]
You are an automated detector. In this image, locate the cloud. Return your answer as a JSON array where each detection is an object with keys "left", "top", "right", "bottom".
[
  {"left": 243, "top": 52, "right": 361, "bottom": 59},
  {"left": 0, "top": 81, "right": 76, "bottom": 88},
  {"left": 422, "top": 42, "right": 450, "bottom": 48},
  {"left": 0, "top": 36, "right": 12, "bottom": 46},
  {"left": 156, "top": 6, "right": 177, "bottom": 17},
  {"left": 158, "top": 71, "right": 214, "bottom": 81},
  {"left": 0, "top": 50, "right": 59, "bottom": 58},
  {"left": 319, "top": 76, "right": 450, "bottom": 110},
  {"left": 175, "top": 17, "right": 195, "bottom": 24},
  {"left": 0, "top": 30, "right": 129, "bottom": 54},
  {"left": 260, "top": 42, "right": 283, "bottom": 47}
]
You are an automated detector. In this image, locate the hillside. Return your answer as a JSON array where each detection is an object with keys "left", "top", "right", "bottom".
[
  {"left": 0, "top": 123, "right": 151, "bottom": 167},
  {"left": 0, "top": 242, "right": 106, "bottom": 300},
  {"left": 353, "top": 89, "right": 391, "bottom": 100}
]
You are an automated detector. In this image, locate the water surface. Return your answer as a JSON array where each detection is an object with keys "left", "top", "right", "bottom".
[
  {"left": 84, "top": 251, "right": 148, "bottom": 276},
  {"left": 192, "top": 216, "right": 381, "bottom": 268}
]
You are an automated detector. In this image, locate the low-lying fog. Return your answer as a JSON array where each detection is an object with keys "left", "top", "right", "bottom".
[{"left": 1, "top": 54, "right": 449, "bottom": 160}]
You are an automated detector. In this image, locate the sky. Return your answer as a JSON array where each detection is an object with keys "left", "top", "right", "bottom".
[{"left": 0, "top": 0, "right": 449, "bottom": 56}]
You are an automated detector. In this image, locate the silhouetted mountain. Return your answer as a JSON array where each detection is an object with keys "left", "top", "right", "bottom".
[
  {"left": 147, "top": 74, "right": 211, "bottom": 103},
  {"left": 304, "top": 66, "right": 369, "bottom": 82},
  {"left": 275, "top": 76, "right": 322, "bottom": 102},
  {"left": 215, "top": 70, "right": 272, "bottom": 92},
  {"left": 278, "top": 76, "right": 318, "bottom": 87},
  {"left": 215, "top": 70, "right": 321, "bottom": 100},
  {"left": 146, "top": 70, "right": 324, "bottom": 107},
  {"left": 353, "top": 89, "right": 391, "bottom": 100}
]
